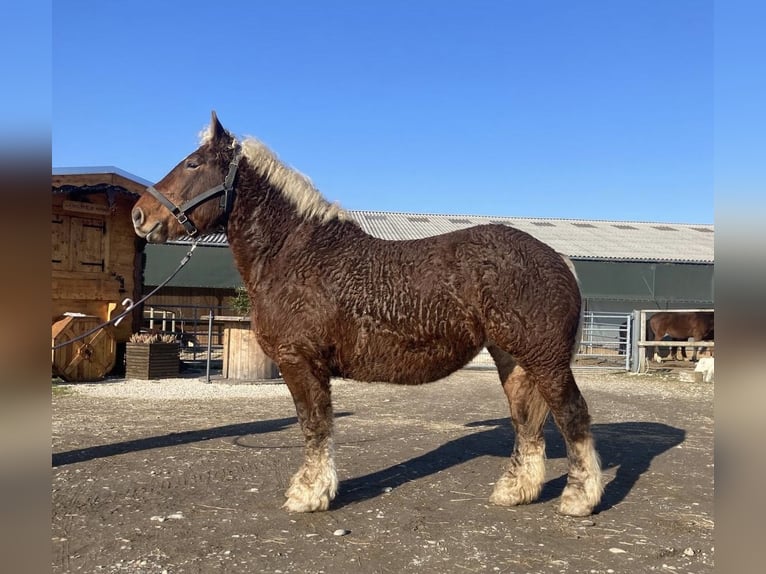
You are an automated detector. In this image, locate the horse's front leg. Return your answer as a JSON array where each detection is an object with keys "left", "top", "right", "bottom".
[{"left": 279, "top": 359, "right": 337, "bottom": 513}]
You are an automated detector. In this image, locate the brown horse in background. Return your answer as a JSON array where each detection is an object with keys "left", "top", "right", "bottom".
[
  {"left": 648, "top": 311, "right": 714, "bottom": 362},
  {"left": 131, "top": 112, "right": 602, "bottom": 517}
]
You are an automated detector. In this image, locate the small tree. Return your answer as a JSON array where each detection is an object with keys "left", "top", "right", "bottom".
[{"left": 231, "top": 286, "right": 251, "bottom": 316}]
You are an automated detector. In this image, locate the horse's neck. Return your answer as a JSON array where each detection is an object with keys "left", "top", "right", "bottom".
[
  {"left": 226, "top": 185, "right": 292, "bottom": 273},
  {"left": 225, "top": 172, "right": 362, "bottom": 285}
]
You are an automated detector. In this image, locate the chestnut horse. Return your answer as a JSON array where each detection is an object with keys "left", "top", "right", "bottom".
[
  {"left": 132, "top": 112, "right": 602, "bottom": 517},
  {"left": 649, "top": 311, "right": 714, "bottom": 362}
]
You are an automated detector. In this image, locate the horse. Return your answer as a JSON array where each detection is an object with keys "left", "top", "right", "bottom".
[
  {"left": 648, "top": 311, "right": 714, "bottom": 362},
  {"left": 131, "top": 112, "right": 603, "bottom": 517}
]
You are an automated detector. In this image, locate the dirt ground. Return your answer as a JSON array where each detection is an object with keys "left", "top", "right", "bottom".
[{"left": 52, "top": 368, "right": 714, "bottom": 574}]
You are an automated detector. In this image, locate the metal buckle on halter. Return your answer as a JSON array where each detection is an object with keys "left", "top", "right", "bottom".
[{"left": 175, "top": 212, "right": 199, "bottom": 237}]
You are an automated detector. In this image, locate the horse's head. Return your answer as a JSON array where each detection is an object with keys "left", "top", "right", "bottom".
[{"left": 132, "top": 111, "right": 240, "bottom": 243}]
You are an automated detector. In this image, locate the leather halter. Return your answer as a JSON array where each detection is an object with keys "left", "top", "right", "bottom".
[{"left": 144, "top": 147, "right": 242, "bottom": 237}]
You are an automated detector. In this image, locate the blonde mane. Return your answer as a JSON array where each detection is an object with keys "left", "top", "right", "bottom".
[{"left": 198, "top": 125, "right": 349, "bottom": 223}]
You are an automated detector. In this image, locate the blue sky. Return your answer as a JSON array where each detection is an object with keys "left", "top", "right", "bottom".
[{"left": 48, "top": 1, "right": 718, "bottom": 223}]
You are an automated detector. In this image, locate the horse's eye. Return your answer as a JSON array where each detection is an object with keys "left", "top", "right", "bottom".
[{"left": 185, "top": 159, "right": 200, "bottom": 169}]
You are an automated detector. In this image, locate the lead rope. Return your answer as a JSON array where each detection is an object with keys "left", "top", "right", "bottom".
[{"left": 52, "top": 240, "right": 200, "bottom": 350}]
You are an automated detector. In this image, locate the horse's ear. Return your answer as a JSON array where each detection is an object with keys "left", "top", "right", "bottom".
[{"left": 210, "top": 110, "right": 227, "bottom": 143}]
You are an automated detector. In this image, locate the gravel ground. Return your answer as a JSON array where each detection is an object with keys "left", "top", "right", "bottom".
[
  {"left": 55, "top": 368, "right": 704, "bottom": 402},
  {"left": 60, "top": 374, "right": 296, "bottom": 400},
  {"left": 52, "top": 368, "right": 714, "bottom": 573}
]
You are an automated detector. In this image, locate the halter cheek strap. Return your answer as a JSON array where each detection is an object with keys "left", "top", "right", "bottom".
[{"left": 145, "top": 148, "right": 242, "bottom": 237}]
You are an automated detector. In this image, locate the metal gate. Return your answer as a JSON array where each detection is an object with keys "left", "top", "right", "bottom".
[
  {"left": 575, "top": 312, "right": 632, "bottom": 370},
  {"left": 466, "top": 311, "right": 632, "bottom": 371}
]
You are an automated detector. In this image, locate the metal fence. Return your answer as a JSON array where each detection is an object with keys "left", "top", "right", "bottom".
[{"left": 139, "top": 305, "right": 233, "bottom": 375}]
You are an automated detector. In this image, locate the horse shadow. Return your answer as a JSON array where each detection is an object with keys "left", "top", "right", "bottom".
[
  {"left": 334, "top": 418, "right": 685, "bottom": 513},
  {"left": 52, "top": 412, "right": 353, "bottom": 467}
]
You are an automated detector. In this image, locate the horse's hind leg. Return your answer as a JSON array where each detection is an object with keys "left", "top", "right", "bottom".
[
  {"left": 279, "top": 358, "right": 338, "bottom": 513},
  {"left": 534, "top": 363, "right": 603, "bottom": 516},
  {"left": 487, "top": 346, "right": 549, "bottom": 507},
  {"left": 689, "top": 335, "right": 700, "bottom": 361}
]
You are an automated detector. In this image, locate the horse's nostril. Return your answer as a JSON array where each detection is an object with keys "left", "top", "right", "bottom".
[{"left": 131, "top": 207, "right": 144, "bottom": 226}]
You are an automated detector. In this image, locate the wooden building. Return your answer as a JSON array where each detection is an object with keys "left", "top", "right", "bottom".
[{"left": 51, "top": 167, "right": 147, "bottom": 345}]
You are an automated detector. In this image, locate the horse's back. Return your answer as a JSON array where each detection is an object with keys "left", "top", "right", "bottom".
[{"left": 649, "top": 311, "right": 714, "bottom": 340}]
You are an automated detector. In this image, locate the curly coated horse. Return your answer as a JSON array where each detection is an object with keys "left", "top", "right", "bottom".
[{"left": 131, "top": 112, "right": 603, "bottom": 517}]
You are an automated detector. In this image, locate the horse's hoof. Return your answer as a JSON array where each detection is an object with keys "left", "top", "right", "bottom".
[
  {"left": 558, "top": 482, "right": 600, "bottom": 517},
  {"left": 489, "top": 474, "right": 541, "bottom": 507},
  {"left": 282, "top": 493, "right": 330, "bottom": 513},
  {"left": 558, "top": 501, "right": 593, "bottom": 517},
  {"left": 489, "top": 490, "right": 527, "bottom": 507}
]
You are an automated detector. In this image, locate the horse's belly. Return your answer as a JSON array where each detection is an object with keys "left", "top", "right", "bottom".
[{"left": 338, "top": 333, "right": 482, "bottom": 384}]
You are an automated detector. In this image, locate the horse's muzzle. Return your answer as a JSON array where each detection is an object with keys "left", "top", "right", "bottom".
[{"left": 131, "top": 207, "right": 164, "bottom": 242}]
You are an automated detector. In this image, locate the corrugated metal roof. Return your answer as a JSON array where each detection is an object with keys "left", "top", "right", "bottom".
[
  {"left": 176, "top": 233, "right": 231, "bottom": 247},
  {"left": 170, "top": 211, "right": 713, "bottom": 264}
]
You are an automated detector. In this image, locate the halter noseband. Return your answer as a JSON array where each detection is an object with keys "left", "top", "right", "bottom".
[{"left": 144, "top": 147, "right": 242, "bottom": 237}]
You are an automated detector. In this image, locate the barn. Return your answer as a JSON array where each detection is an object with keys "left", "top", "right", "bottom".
[
  {"left": 353, "top": 213, "right": 714, "bottom": 313},
  {"left": 51, "top": 167, "right": 148, "bottom": 378}
]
